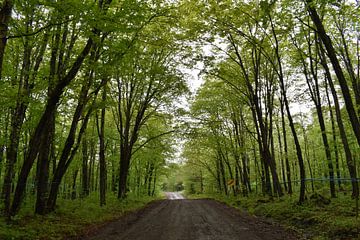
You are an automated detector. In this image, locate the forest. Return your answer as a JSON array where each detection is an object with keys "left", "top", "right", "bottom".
[{"left": 0, "top": 0, "right": 359, "bottom": 239}]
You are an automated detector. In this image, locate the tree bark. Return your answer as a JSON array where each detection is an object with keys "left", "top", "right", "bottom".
[
  {"left": 280, "top": 96, "right": 292, "bottom": 194},
  {"left": 3, "top": 29, "right": 33, "bottom": 216},
  {"left": 306, "top": 0, "right": 360, "bottom": 147},
  {"left": 97, "top": 86, "right": 106, "bottom": 206},
  {"left": 325, "top": 77, "right": 341, "bottom": 189},
  {"left": 299, "top": 33, "right": 336, "bottom": 197},
  {"left": 10, "top": 37, "right": 93, "bottom": 216},
  {"left": 269, "top": 17, "right": 305, "bottom": 203},
  {"left": 319, "top": 42, "right": 359, "bottom": 199},
  {"left": 35, "top": 113, "right": 54, "bottom": 215},
  {"left": 0, "top": 0, "right": 13, "bottom": 79},
  {"left": 81, "top": 138, "right": 89, "bottom": 197}
]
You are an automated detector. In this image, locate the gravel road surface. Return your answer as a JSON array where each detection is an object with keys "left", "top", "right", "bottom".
[
  {"left": 84, "top": 196, "right": 299, "bottom": 240},
  {"left": 165, "top": 192, "right": 185, "bottom": 200}
]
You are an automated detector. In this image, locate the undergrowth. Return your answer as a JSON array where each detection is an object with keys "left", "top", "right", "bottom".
[
  {"left": 186, "top": 191, "right": 360, "bottom": 240},
  {"left": 0, "top": 193, "right": 161, "bottom": 240}
]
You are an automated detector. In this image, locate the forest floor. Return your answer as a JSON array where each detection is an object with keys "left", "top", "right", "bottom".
[
  {"left": 186, "top": 192, "right": 360, "bottom": 240},
  {"left": 0, "top": 194, "right": 160, "bottom": 240},
  {"left": 84, "top": 195, "right": 300, "bottom": 240}
]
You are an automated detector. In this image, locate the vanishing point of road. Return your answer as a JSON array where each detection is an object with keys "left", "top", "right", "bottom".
[{"left": 85, "top": 192, "right": 299, "bottom": 240}]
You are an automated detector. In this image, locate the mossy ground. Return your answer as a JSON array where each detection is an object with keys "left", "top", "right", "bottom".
[
  {"left": 0, "top": 193, "right": 161, "bottom": 240},
  {"left": 186, "top": 191, "right": 360, "bottom": 240}
]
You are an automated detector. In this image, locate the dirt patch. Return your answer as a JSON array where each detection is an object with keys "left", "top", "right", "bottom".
[
  {"left": 72, "top": 200, "right": 163, "bottom": 239},
  {"left": 82, "top": 199, "right": 302, "bottom": 240}
]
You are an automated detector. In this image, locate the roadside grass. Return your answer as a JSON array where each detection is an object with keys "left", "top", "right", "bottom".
[
  {"left": 186, "top": 191, "right": 360, "bottom": 239},
  {"left": 0, "top": 193, "right": 162, "bottom": 240}
]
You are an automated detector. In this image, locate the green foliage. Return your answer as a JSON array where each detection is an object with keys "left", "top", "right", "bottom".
[
  {"left": 1, "top": 0, "right": 360, "bottom": 239},
  {"left": 187, "top": 192, "right": 359, "bottom": 239}
]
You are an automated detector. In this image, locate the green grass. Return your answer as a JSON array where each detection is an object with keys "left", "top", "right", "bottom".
[
  {"left": 0, "top": 193, "right": 162, "bottom": 240},
  {"left": 186, "top": 191, "right": 360, "bottom": 239}
]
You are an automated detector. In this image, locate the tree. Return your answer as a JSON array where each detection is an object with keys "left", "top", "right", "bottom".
[
  {"left": 113, "top": 45, "right": 187, "bottom": 198},
  {"left": 0, "top": 0, "right": 13, "bottom": 79},
  {"left": 305, "top": 0, "right": 360, "bottom": 147}
]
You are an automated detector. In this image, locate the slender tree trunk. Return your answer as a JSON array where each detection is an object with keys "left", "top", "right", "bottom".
[
  {"left": 38, "top": 44, "right": 105, "bottom": 213},
  {"left": 0, "top": 0, "right": 13, "bottom": 80},
  {"left": 228, "top": 33, "right": 282, "bottom": 197},
  {"left": 81, "top": 138, "right": 89, "bottom": 197},
  {"left": 215, "top": 156, "right": 222, "bottom": 193},
  {"left": 47, "top": 110, "right": 93, "bottom": 211},
  {"left": 338, "top": 23, "right": 360, "bottom": 115},
  {"left": 89, "top": 140, "right": 95, "bottom": 193},
  {"left": 306, "top": 1, "right": 360, "bottom": 147},
  {"left": 71, "top": 169, "right": 78, "bottom": 200},
  {"left": 276, "top": 118, "right": 287, "bottom": 192},
  {"left": 269, "top": 16, "right": 304, "bottom": 202},
  {"left": 325, "top": 78, "right": 341, "bottom": 189},
  {"left": 35, "top": 28, "right": 57, "bottom": 214},
  {"left": 217, "top": 151, "right": 228, "bottom": 196},
  {"left": 316, "top": 104, "right": 336, "bottom": 197},
  {"left": 282, "top": 81, "right": 306, "bottom": 203},
  {"left": 280, "top": 97, "right": 292, "bottom": 194},
  {"left": 147, "top": 163, "right": 154, "bottom": 196},
  {"left": 111, "top": 149, "right": 116, "bottom": 193},
  {"left": 319, "top": 43, "right": 359, "bottom": 199},
  {"left": 302, "top": 36, "right": 336, "bottom": 197},
  {"left": 97, "top": 87, "right": 106, "bottom": 206},
  {"left": 302, "top": 124, "right": 314, "bottom": 192},
  {"left": 151, "top": 168, "right": 157, "bottom": 196},
  {"left": 2, "top": 33, "right": 32, "bottom": 217},
  {"left": 10, "top": 38, "right": 93, "bottom": 217}
]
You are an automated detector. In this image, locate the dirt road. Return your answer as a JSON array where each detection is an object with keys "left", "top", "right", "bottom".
[
  {"left": 164, "top": 192, "right": 185, "bottom": 200},
  {"left": 85, "top": 197, "right": 300, "bottom": 240}
]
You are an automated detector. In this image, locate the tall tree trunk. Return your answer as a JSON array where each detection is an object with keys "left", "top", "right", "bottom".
[
  {"left": 316, "top": 104, "right": 336, "bottom": 197},
  {"left": 97, "top": 86, "right": 106, "bottom": 206},
  {"left": 2, "top": 33, "right": 32, "bottom": 216},
  {"left": 276, "top": 117, "right": 287, "bottom": 192},
  {"left": 46, "top": 107, "right": 93, "bottom": 211},
  {"left": 89, "top": 139, "right": 96, "bottom": 193},
  {"left": 81, "top": 138, "right": 89, "bottom": 197},
  {"left": 281, "top": 71, "right": 306, "bottom": 204},
  {"left": 228, "top": 33, "right": 282, "bottom": 196},
  {"left": 215, "top": 156, "right": 222, "bottom": 193},
  {"left": 118, "top": 147, "right": 131, "bottom": 199},
  {"left": 8, "top": 0, "right": 114, "bottom": 212},
  {"left": 147, "top": 163, "right": 154, "bottom": 196},
  {"left": 35, "top": 26, "right": 58, "bottom": 215},
  {"left": 306, "top": 0, "right": 360, "bottom": 147},
  {"left": 270, "top": 17, "right": 305, "bottom": 203},
  {"left": 116, "top": 75, "right": 155, "bottom": 199},
  {"left": 280, "top": 97, "right": 292, "bottom": 194},
  {"left": 0, "top": 0, "right": 13, "bottom": 80},
  {"left": 46, "top": 77, "right": 105, "bottom": 211},
  {"left": 10, "top": 38, "right": 93, "bottom": 216},
  {"left": 302, "top": 123, "right": 314, "bottom": 192},
  {"left": 319, "top": 43, "right": 359, "bottom": 199},
  {"left": 111, "top": 146, "right": 116, "bottom": 193},
  {"left": 151, "top": 168, "right": 157, "bottom": 196},
  {"left": 218, "top": 151, "right": 228, "bottom": 196},
  {"left": 300, "top": 34, "right": 336, "bottom": 197},
  {"left": 35, "top": 113, "right": 54, "bottom": 215},
  {"left": 337, "top": 22, "right": 360, "bottom": 115},
  {"left": 325, "top": 78, "right": 341, "bottom": 189}
]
